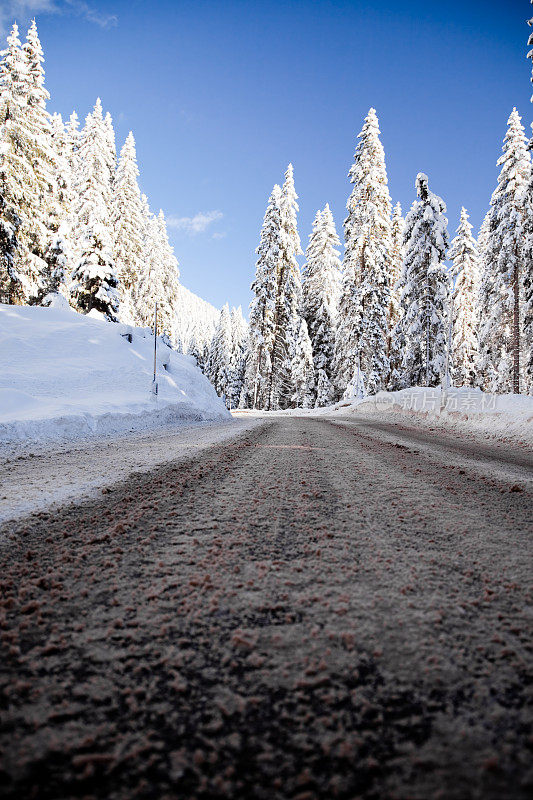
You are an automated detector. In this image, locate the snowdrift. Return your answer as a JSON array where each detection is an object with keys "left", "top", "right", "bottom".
[
  {"left": 329, "top": 387, "right": 533, "bottom": 445},
  {"left": 243, "top": 386, "right": 533, "bottom": 446},
  {"left": 0, "top": 303, "right": 229, "bottom": 446}
]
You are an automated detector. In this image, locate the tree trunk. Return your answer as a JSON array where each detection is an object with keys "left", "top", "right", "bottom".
[{"left": 512, "top": 253, "right": 520, "bottom": 394}]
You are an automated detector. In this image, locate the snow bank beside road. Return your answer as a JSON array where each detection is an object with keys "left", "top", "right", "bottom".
[
  {"left": 0, "top": 304, "right": 229, "bottom": 447},
  {"left": 327, "top": 387, "right": 533, "bottom": 446},
  {"left": 239, "top": 386, "right": 533, "bottom": 446}
]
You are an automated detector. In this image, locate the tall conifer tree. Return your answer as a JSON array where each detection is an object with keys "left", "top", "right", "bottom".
[
  {"left": 386, "top": 202, "right": 405, "bottom": 384},
  {"left": 270, "top": 164, "right": 304, "bottom": 409},
  {"left": 70, "top": 99, "right": 118, "bottom": 319},
  {"left": 0, "top": 22, "right": 55, "bottom": 301},
  {"left": 228, "top": 306, "right": 248, "bottom": 408},
  {"left": 303, "top": 204, "right": 341, "bottom": 406},
  {"left": 394, "top": 173, "right": 450, "bottom": 388},
  {"left": 241, "top": 185, "right": 281, "bottom": 409},
  {"left": 524, "top": 8, "right": 533, "bottom": 392},
  {"left": 449, "top": 208, "right": 480, "bottom": 387},
  {"left": 478, "top": 109, "right": 530, "bottom": 393},
  {"left": 113, "top": 131, "right": 145, "bottom": 324},
  {"left": 334, "top": 109, "right": 392, "bottom": 396}
]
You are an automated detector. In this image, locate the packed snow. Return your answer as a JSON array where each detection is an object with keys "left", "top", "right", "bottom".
[{"left": 0, "top": 303, "right": 229, "bottom": 447}]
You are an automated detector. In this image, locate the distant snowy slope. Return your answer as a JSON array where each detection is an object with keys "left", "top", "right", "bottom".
[
  {"left": 173, "top": 284, "right": 220, "bottom": 351},
  {"left": 0, "top": 304, "right": 229, "bottom": 446}
]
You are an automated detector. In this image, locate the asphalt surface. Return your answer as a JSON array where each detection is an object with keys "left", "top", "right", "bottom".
[{"left": 0, "top": 415, "right": 532, "bottom": 800}]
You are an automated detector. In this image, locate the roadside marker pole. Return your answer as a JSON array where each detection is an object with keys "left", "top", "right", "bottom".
[{"left": 152, "top": 302, "right": 158, "bottom": 396}]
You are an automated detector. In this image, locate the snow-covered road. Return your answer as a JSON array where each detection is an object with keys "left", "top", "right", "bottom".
[{"left": 0, "top": 414, "right": 531, "bottom": 799}]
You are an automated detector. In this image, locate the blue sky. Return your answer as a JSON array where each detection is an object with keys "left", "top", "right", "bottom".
[{"left": 1, "top": 0, "right": 531, "bottom": 311}]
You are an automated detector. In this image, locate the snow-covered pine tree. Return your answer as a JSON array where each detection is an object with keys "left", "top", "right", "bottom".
[
  {"left": 241, "top": 185, "right": 281, "bottom": 409},
  {"left": 33, "top": 111, "right": 71, "bottom": 303},
  {"left": 134, "top": 198, "right": 180, "bottom": 340},
  {"left": 65, "top": 111, "right": 80, "bottom": 168},
  {"left": 449, "top": 207, "right": 480, "bottom": 387},
  {"left": 22, "top": 19, "right": 62, "bottom": 301},
  {"left": 103, "top": 111, "right": 117, "bottom": 181},
  {"left": 228, "top": 305, "right": 247, "bottom": 409},
  {"left": 207, "top": 303, "right": 233, "bottom": 404},
  {"left": 290, "top": 317, "right": 315, "bottom": 408},
  {"left": 524, "top": 11, "right": 533, "bottom": 393},
  {"left": 302, "top": 204, "right": 341, "bottom": 406},
  {"left": 135, "top": 195, "right": 165, "bottom": 329},
  {"left": 0, "top": 25, "right": 22, "bottom": 302},
  {"left": 334, "top": 108, "right": 392, "bottom": 396},
  {"left": 478, "top": 109, "right": 530, "bottom": 394},
  {"left": 188, "top": 332, "right": 210, "bottom": 374},
  {"left": 0, "top": 23, "right": 51, "bottom": 301},
  {"left": 112, "top": 132, "right": 145, "bottom": 324},
  {"left": 269, "top": 163, "right": 305, "bottom": 409},
  {"left": 476, "top": 211, "right": 496, "bottom": 388},
  {"left": 0, "top": 190, "right": 20, "bottom": 303},
  {"left": 386, "top": 202, "right": 405, "bottom": 387},
  {"left": 394, "top": 173, "right": 450, "bottom": 388},
  {"left": 62, "top": 111, "right": 81, "bottom": 273},
  {"left": 70, "top": 99, "right": 118, "bottom": 319},
  {"left": 156, "top": 209, "right": 180, "bottom": 341}
]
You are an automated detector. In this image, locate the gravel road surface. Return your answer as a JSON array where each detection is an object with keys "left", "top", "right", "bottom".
[{"left": 0, "top": 415, "right": 531, "bottom": 800}]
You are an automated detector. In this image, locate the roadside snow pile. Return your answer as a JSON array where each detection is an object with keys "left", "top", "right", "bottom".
[
  {"left": 332, "top": 387, "right": 533, "bottom": 445},
  {"left": 0, "top": 304, "right": 229, "bottom": 446}
]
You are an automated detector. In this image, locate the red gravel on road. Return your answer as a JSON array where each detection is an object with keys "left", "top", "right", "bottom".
[{"left": 0, "top": 416, "right": 532, "bottom": 800}]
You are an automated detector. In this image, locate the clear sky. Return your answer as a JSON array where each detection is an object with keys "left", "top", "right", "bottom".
[{"left": 1, "top": 0, "right": 531, "bottom": 312}]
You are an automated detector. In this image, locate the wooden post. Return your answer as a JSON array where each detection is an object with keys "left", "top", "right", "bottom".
[{"left": 152, "top": 302, "right": 158, "bottom": 395}]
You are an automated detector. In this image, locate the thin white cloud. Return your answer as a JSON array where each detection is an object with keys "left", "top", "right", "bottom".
[
  {"left": 212, "top": 231, "right": 227, "bottom": 240},
  {"left": 0, "top": 0, "right": 117, "bottom": 36},
  {"left": 167, "top": 210, "right": 224, "bottom": 236},
  {"left": 64, "top": 0, "right": 117, "bottom": 28},
  {"left": 0, "top": 1, "right": 56, "bottom": 35}
]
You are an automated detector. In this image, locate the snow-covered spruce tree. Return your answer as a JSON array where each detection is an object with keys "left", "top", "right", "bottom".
[
  {"left": 135, "top": 196, "right": 165, "bottom": 330},
  {"left": 104, "top": 111, "right": 117, "bottom": 180},
  {"left": 478, "top": 109, "right": 530, "bottom": 394},
  {"left": 0, "top": 190, "right": 20, "bottom": 303},
  {"left": 156, "top": 209, "right": 180, "bottom": 341},
  {"left": 0, "top": 24, "right": 32, "bottom": 302},
  {"left": 449, "top": 207, "right": 481, "bottom": 387},
  {"left": 0, "top": 22, "right": 53, "bottom": 301},
  {"left": 269, "top": 164, "right": 306, "bottom": 409},
  {"left": 228, "top": 305, "right": 248, "bottom": 408},
  {"left": 303, "top": 204, "right": 341, "bottom": 406},
  {"left": 33, "top": 111, "right": 71, "bottom": 303},
  {"left": 386, "top": 202, "right": 405, "bottom": 387},
  {"left": 65, "top": 111, "right": 80, "bottom": 169},
  {"left": 70, "top": 99, "right": 118, "bottom": 319},
  {"left": 523, "top": 13, "right": 533, "bottom": 392},
  {"left": 23, "top": 20, "right": 62, "bottom": 301},
  {"left": 290, "top": 317, "right": 315, "bottom": 408},
  {"left": 394, "top": 173, "right": 450, "bottom": 388},
  {"left": 334, "top": 108, "right": 392, "bottom": 396},
  {"left": 62, "top": 111, "right": 81, "bottom": 274},
  {"left": 207, "top": 303, "right": 233, "bottom": 404},
  {"left": 135, "top": 200, "right": 180, "bottom": 340},
  {"left": 475, "top": 210, "right": 496, "bottom": 388},
  {"left": 112, "top": 132, "right": 145, "bottom": 324},
  {"left": 188, "top": 332, "right": 210, "bottom": 374},
  {"left": 241, "top": 185, "right": 281, "bottom": 409}
]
